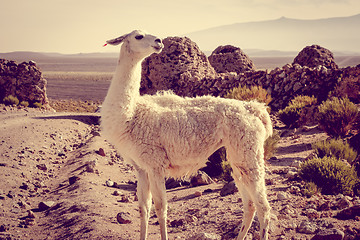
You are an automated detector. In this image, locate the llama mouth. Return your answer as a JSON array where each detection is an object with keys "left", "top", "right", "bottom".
[{"left": 153, "top": 45, "right": 163, "bottom": 51}]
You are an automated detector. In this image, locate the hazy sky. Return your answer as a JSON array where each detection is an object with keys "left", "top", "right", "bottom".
[{"left": 1, "top": 0, "right": 359, "bottom": 53}]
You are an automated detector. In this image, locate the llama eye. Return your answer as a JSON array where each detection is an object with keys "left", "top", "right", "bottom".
[{"left": 135, "top": 35, "right": 144, "bottom": 40}]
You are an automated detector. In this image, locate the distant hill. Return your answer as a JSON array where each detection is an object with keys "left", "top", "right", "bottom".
[
  {"left": 0, "top": 51, "right": 118, "bottom": 62},
  {"left": 186, "top": 14, "right": 360, "bottom": 54}
]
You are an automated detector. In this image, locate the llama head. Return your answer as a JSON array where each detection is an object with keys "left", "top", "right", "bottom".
[{"left": 105, "top": 30, "right": 163, "bottom": 59}]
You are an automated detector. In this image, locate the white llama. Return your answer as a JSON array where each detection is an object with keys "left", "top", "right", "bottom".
[{"left": 101, "top": 30, "right": 273, "bottom": 240}]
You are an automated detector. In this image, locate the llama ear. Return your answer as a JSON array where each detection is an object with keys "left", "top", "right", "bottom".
[{"left": 105, "top": 33, "right": 129, "bottom": 46}]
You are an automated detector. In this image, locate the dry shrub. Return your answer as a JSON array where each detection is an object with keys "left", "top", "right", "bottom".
[
  {"left": 225, "top": 85, "right": 272, "bottom": 106},
  {"left": 299, "top": 156, "right": 359, "bottom": 195},
  {"left": 317, "top": 97, "right": 358, "bottom": 137},
  {"left": 3, "top": 95, "right": 19, "bottom": 106},
  {"left": 331, "top": 75, "right": 360, "bottom": 104},
  {"left": 312, "top": 138, "right": 358, "bottom": 165},
  {"left": 264, "top": 130, "right": 280, "bottom": 160},
  {"left": 278, "top": 95, "right": 317, "bottom": 127}
]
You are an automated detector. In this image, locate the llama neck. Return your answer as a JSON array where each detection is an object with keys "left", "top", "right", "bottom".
[{"left": 105, "top": 48, "right": 143, "bottom": 117}]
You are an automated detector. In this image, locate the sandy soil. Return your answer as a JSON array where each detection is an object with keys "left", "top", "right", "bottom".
[{"left": 0, "top": 106, "right": 359, "bottom": 240}]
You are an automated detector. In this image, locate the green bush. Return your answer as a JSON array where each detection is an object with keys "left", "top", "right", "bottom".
[
  {"left": 264, "top": 130, "right": 280, "bottom": 160},
  {"left": 299, "top": 156, "right": 359, "bottom": 195},
  {"left": 225, "top": 85, "right": 272, "bottom": 105},
  {"left": 278, "top": 95, "right": 317, "bottom": 127},
  {"left": 3, "top": 95, "right": 19, "bottom": 106},
  {"left": 20, "top": 101, "right": 29, "bottom": 107},
  {"left": 220, "top": 160, "right": 233, "bottom": 182},
  {"left": 312, "top": 138, "right": 358, "bottom": 165},
  {"left": 302, "top": 181, "right": 321, "bottom": 198},
  {"left": 317, "top": 97, "right": 358, "bottom": 137},
  {"left": 32, "top": 102, "right": 43, "bottom": 108}
]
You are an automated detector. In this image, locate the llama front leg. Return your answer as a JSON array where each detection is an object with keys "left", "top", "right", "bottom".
[
  {"left": 148, "top": 170, "right": 168, "bottom": 240},
  {"left": 136, "top": 168, "right": 152, "bottom": 240}
]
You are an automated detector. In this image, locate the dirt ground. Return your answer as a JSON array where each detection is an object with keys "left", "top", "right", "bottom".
[{"left": 0, "top": 106, "right": 359, "bottom": 240}]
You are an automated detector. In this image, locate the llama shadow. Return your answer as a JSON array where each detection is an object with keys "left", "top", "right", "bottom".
[
  {"left": 34, "top": 114, "right": 100, "bottom": 125},
  {"left": 167, "top": 186, "right": 221, "bottom": 203}
]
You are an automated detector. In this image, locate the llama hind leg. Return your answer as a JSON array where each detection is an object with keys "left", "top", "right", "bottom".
[
  {"left": 135, "top": 168, "right": 152, "bottom": 240},
  {"left": 232, "top": 170, "right": 256, "bottom": 240},
  {"left": 237, "top": 169, "right": 271, "bottom": 240},
  {"left": 148, "top": 170, "right": 168, "bottom": 240},
  {"left": 248, "top": 180, "right": 271, "bottom": 240}
]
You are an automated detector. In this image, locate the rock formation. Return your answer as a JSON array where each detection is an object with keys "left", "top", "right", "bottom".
[
  {"left": 140, "top": 36, "right": 217, "bottom": 97},
  {"left": 0, "top": 59, "right": 50, "bottom": 107},
  {"left": 141, "top": 38, "right": 353, "bottom": 110},
  {"left": 208, "top": 45, "right": 255, "bottom": 74},
  {"left": 293, "top": 45, "right": 338, "bottom": 70}
]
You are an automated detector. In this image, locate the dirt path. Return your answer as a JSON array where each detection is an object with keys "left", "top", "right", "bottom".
[{"left": 0, "top": 108, "right": 359, "bottom": 240}]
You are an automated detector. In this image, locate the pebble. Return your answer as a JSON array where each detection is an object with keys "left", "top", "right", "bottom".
[
  {"left": 277, "top": 192, "right": 289, "bottom": 201},
  {"left": 38, "top": 201, "right": 56, "bottom": 211},
  {"left": 116, "top": 212, "right": 131, "bottom": 224},
  {"left": 170, "top": 219, "right": 185, "bottom": 227},
  {"left": 297, "top": 220, "right": 317, "bottom": 234},
  {"left": 98, "top": 148, "right": 106, "bottom": 157},
  {"left": 113, "top": 190, "right": 120, "bottom": 196},
  {"left": 69, "top": 176, "right": 80, "bottom": 185},
  {"left": 305, "top": 209, "right": 320, "bottom": 219},
  {"left": 220, "top": 181, "right": 238, "bottom": 196},
  {"left": 106, "top": 180, "right": 114, "bottom": 187},
  {"left": 27, "top": 210, "right": 36, "bottom": 219},
  {"left": 36, "top": 163, "right": 47, "bottom": 171},
  {"left": 194, "top": 191, "right": 202, "bottom": 197}
]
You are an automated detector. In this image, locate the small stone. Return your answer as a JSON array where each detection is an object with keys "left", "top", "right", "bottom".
[
  {"left": 190, "top": 171, "right": 214, "bottom": 187},
  {"left": 113, "top": 190, "right": 120, "bottom": 196},
  {"left": 334, "top": 196, "right": 351, "bottom": 210},
  {"left": 220, "top": 181, "right": 238, "bottom": 196},
  {"left": 27, "top": 210, "right": 36, "bottom": 218},
  {"left": 318, "top": 201, "right": 331, "bottom": 211},
  {"left": 0, "top": 224, "right": 8, "bottom": 232},
  {"left": 297, "top": 220, "right": 317, "bottom": 234},
  {"left": 58, "top": 151, "right": 66, "bottom": 157},
  {"left": 277, "top": 192, "right": 289, "bottom": 201},
  {"left": 170, "top": 219, "right": 185, "bottom": 227},
  {"left": 85, "top": 160, "right": 97, "bottom": 173},
  {"left": 305, "top": 209, "right": 320, "bottom": 219},
  {"left": 335, "top": 204, "right": 360, "bottom": 220},
  {"left": 25, "top": 217, "right": 36, "bottom": 226},
  {"left": 69, "top": 176, "right": 80, "bottom": 185},
  {"left": 106, "top": 180, "right": 114, "bottom": 187},
  {"left": 311, "top": 228, "right": 345, "bottom": 240},
  {"left": 38, "top": 201, "right": 56, "bottom": 211},
  {"left": 98, "top": 148, "right": 106, "bottom": 157},
  {"left": 19, "top": 182, "right": 29, "bottom": 190},
  {"left": 7, "top": 191, "right": 15, "bottom": 198},
  {"left": 116, "top": 212, "right": 131, "bottom": 224},
  {"left": 36, "top": 163, "right": 47, "bottom": 171},
  {"left": 194, "top": 191, "right": 202, "bottom": 197},
  {"left": 118, "top": 195, "right": 130, "bottom": 203}
]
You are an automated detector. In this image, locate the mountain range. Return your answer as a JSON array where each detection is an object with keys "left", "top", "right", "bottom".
[{"left": 186, "top": 14, "right": 360, "bottom": 55}]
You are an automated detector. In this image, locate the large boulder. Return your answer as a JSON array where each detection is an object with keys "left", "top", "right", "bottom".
[
  {"left": 0, "top": 59, "right": 50, "bottom": 107},
  {"left": 208, "top": 45, "right": 255, "bottom": 74},
  {"left": 141, "top": 36, "right": 217, "bottom": 97},
  {"left": 293, "top": 45, "right": 338, "bottom": 69}
]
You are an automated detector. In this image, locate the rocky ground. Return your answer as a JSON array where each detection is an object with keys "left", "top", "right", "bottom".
[{"left": 0, "top": 105, "right": 359, "bottom": 240}]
